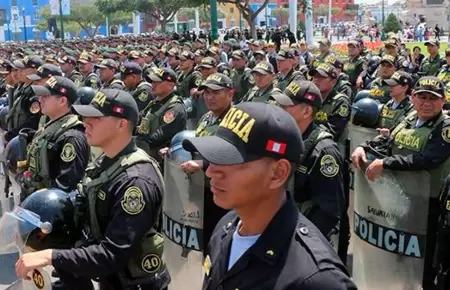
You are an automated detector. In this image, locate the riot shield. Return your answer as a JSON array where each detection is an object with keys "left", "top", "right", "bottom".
[
  {"left": 0, "top": 206, "right": 52, "bottom": 290},
  {"left": 352, "top": 168, "right": 431, "bottom": 290},
  {"left": 163, "top": 157, "right": 205, "bottom": 290},
  {"left": 349, "top": 124, "right": 378, "bottom": 153}
]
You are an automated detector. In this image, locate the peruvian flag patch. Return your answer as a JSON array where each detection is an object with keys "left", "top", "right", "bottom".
[
  {"left": 266, "top": 140, "right": 286, "bottom": 154},
  {"left": 113, "top": 106, "right": 124, "bottom": 114}
]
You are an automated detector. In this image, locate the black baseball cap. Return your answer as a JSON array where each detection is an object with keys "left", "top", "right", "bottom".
[
  {"left": 182, "top": 102, "right": 303, "bottom": 165},
  {"left": 31, "top": 76, "right": 78, "bottom": 103},
  {"left": 383, "top": 71, "right": 413, "bottom": 87},
  {"left": 58, "top": 55, "right": 77, "bottom": 66},
  {"left": 0, "top": 58, "right": 16, "bottom": 74},
  {"left": 198, "top": 73, "right": 233, "bottom": 90},
  {"left": 271, "top": 80, "right": 323, "bottom": 108},
  {"left": 78, "top": 52, "right": 94, "bottom": 64},
  {"left": 73, "top": 89, "right": 139, "bottom": 123},
  {"left": 324, "top": 55, "right": 343, "bottom": 70},
  {"left": 276, "top": 49, "right": 295, "bottom": 60},
  {"left": 146, "top": 67, "right": 177, "bottom": 83},
  {"left": 310, "top": 63, "right": 338, "bottom": 79},
  {"left": 198, "top": 57, "right": 217, "bottom": 69},
  {"left": 96, "top": 59, "right": 119, "bottom": 70},
  {"left": 27, "top": 64, "right": 63, "bottom": 81},
  {"left": 119, "top": 62, "right": 142, "bottom": 75},
  {"left": 413, "top": 76, "right": 445, "bottom": 98},
  {"left": 23, "top": 55, "right": 44, "bottom": 69},
  {"left": 251, "top": 61, "right": 274, "bottom": 75},
  {"left": 231, "top": 50, "right": 247, "bottom": 60}
]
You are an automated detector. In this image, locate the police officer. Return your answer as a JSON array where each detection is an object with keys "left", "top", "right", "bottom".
[
  {"left": 383, "top": 39, "right": 410, "bottom": 72},
  {"left": 77, "top": 52, "right": 101, "bottom": 89},
  {"left": 19, "top": 76, "right": 89, "bottom": 197},
  {"left": 313, "top": 38, "right": 334, "bottom": 68},
  {"left": 230, "top": 50, "right": 255, "bottom": 103},
  {"left": 182, "top": 102, "right": 356, "bottom": 290},
  {"left": 97, "top": 59, "right": 125, "bottom": 90},
  {"left": 275, "top": 48, "right": 305, "bottom": 91},
  {"left": 27, "top": 64, "right": 63, "bottom": 85},
  {"left": 136, "top": 67, "right": 186, "bottom": 160},
  {"left": 271, "top": 80, "right": 346, "bottom": 243},
  {"left": 324, "top": 55, "right": 353, "bottom": 100},
  {"left": 120, "top": 62, "right": 153, "bottom": 113},
  {"left": 418, "top": 39, "right": 445, "bottom": 77},
  {"left": 437, "top": 48, "right": 450, "bottom": 86},
  {"left": 58, "top": 55, "right": 83, "bottom": 86},
  {"left": 352, "top": 77, "right": 450, "bottom": 289},
  {"left": 378, "top": 71, "right": 414, "bottom": 130},
  {"left": 343, "top": 40, "right": 365, "bottom": 93},
  {"left": 367, "top": 54, "right": 397, "bottom": 104},
  {"left": 5, "top": 55, "right": 44, "bottom": 142},
  {"left": 242, "top": 61, "right": 277, "bottom": 103},
  {"left": 311, "top": 63, "right": 351, "bottom": 142},
  {"left": 176, "top": 50, "right": 202, "bottom": 99},
  {"left": 15, "top": 89, "right": 170, "bottom": 290}
]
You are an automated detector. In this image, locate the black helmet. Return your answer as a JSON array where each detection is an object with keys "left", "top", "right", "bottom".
[
  {"left": 169, "top": 130, "right": 195, "bottom": 162},
  {"left": 351, "top": 98, "right": 383, "bottom": 128},
  {"left": 367, "top": 56, "right": 381, "bottom": 76},
  {"left": 0, "top": 105, "right": 9, "bottom": 131},
  {"left": 20, "top": 188, "right": 79, "bottom": 251},
  {"left": 354, "top": 90, "right": 371, "bottom": 103},
  {"left": 4, "top": 135, "right": 23, "bottom": 176},
  {"left": 77, "top": 87, "right": 96, "bottom": 105}
]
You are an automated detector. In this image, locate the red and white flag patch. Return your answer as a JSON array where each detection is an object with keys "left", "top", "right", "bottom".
[
  {"left": 266, "top": 140, "right": 286, "bottom": 154},
  {"left": 113, "top": 106, "right": 124, "bottom": 114}
]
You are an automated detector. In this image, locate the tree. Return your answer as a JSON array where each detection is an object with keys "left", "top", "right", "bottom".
[
  {"left": 109, "top": 11, "right": 133, "bottom": 26},
  {"left": 36, "top": 6, "right": 83, "bottom": 37},
  {"left": 178, "top": 6, "right": 226, "bottom": 23},
  {"left": 69, "top": 3, "right": 105, "bottom": 37},
  {"left": 383, "top": 13, "right": 402, "bottom": 34},
  {"left": 313, "top": 5, "right": 340, "bottom": 17},
  {"left": 271, "top": 7, "right": 289, "bottom": 21}
]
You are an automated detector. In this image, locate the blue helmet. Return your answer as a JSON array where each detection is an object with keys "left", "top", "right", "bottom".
[
  {"left": 169, "top": 130, "right": 196, "bottom": 162},
  {"left": 351, "top": 98, "right": 383, "bottom": 128},
  {"left": 76, "top": 87, "right": 96, "bottom": 105}
]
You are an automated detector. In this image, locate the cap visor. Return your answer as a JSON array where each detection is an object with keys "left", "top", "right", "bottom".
[
  {"left": 31, "top": 85, "right": 51, "bottom": 96},
  {"left": 251, "top": 68, "right": 270, "bottom": 75},
  {"left": 424, "top": 41, "right": 437, "bottom": 46},
  {"left": 271, "top": 92, "right": 295, "bottom": 106},
  {"left": 384, "top": 44, "right": 397, "bottom": 48},
  {"left": 276, "top": 55, "right": 287, "bottom": 60},
  {"left": 380, "top": 60, "right": 395, "bottom": 66},
  {"left": 198, "top": 84, "right": 225, "bottom": 91},
  {"left": 413, "top": 89, "right": 443, "bottom": 98},
  {"left": 198, "top": 64, "right": 214, "bottom": 69},
  {"left": 182, "top": 136, "right": 244, "bottom": 165},
  {"left": 96, "top": 64, "right": 108, "bottom": 69},
  {"left": 148, "top": 75, "right": 163, "bottom": 82},
  {"left": 0, "top": 70, "right": 10, "bottom": 75},
  {"left": 383, "top": 79, "right": 399, "bottom": 86},
  {"left": 310, "top": 69, "right": 329, "bottom": 78},
  {"left": 72, "top": 105, "right": 106, "bottom": 117},
  {"left": 27, "top": 74, "right": 42, "bottom": 81},
  {"left": 78, "top": 60, "right": 89, "bottom": 64}
]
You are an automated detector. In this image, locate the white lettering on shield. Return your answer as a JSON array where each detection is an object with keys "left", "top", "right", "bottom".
[
  {"left": 162, "top": 212, "right": 203, "bottom": 251},
  {"left": 353, "top": 211, "right": 423, "bottom": 258}
]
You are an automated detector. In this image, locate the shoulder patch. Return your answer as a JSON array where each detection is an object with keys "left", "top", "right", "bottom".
[
  {"left": 121, "top": 186, "right": 146, "bottom": 215},
  {"left": 30, "top": 101, "right": 41, "bottom": 114},
  {"left": 141, "top": 254, "right": 161, "bottom": 273},
  {"left": 337, "top": 103, "right": 350, "bottom": 117},
  {"left": 138, "top": 91, "right": 149, "bottom": 102},
  {"left": 195, "top": 77, "right": 202, "bottom": 86},
  {"left": 319, "top": 154, "right": 339, "bottom": 178},
  {"left": 74, "top": 79, "right": 81, "bottom": 87},
  {"left": 442, "top": 127, "right": 450, "bottom": 143},
  {"left": 248, "top": 74, "right": 255, "bottom": 84},
  {"left": 163, "top": 110, "right": 175, "bottom": 124},
  {"left": 97, "top": 190, "right": 106, "bottom": 201},
  {"left": 60, "top": 143, "right": 76, "bottom": 162}
]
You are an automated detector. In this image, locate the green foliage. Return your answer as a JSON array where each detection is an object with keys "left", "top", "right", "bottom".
[
  {"left": 35, "top": 6, "right": 82, "bottom": 36},
  {"left": 178, "top": 6, "right": 225, "bottom": 22},
  {"left": 313, "top": 5, "right": 340, "bottom": 17},
  {"left": 383, "top": 13, "right": 402, "bottom": 33}
]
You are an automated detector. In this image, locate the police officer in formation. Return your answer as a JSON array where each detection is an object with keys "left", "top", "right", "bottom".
[
  {"left": 136, "top": 67, "right": 186, "bottom": 160},
  {"left": 271, "top": 79, "right": 346, "bottom": 244},
  {"left": 97, "top": 59, "right": 125, "bottom": 90},
  {"left": 58, "top": 55, "right": 83, "bottom": 86},
  {"left": 229, "top": 50, "right": 255, "bottom": 102},
  {"left": 242, "top": 61, "right": 277, "bottom": 103},
  {"left": 18, "top": 76, "right": 89, "bottom": 197},
  {"left": 182, "top": 102, "right": 356, "bottom": 289},
  {"left": 77, "top": 52, "right": 101, "bottom": 89},
  {"left": 15, "top": 89, "right": 170, "bottom": 290},
  {"left": 119, "top": 62, "right": 153, "bottom": 112}
]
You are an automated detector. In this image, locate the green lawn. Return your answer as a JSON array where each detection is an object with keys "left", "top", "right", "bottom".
[{"left": 404, "top": 42, "right": 448, "bottom": 54}]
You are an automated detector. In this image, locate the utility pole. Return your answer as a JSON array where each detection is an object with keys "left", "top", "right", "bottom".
[
  {"left": 59, "top": 0, "right": 64, "bottom": 41},
  {"left": 210, "top": 0, "right": 218, "bottom": 40}
]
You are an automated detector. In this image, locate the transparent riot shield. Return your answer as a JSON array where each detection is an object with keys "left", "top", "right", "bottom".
[
  {"left": 163, "top": 157, "right": 205, "bottom": 290},
  {"left": 349, "top": 124, "right": 378, "bottom": 153},
  {"left": 352, "top": 168, "right": 430, "bottom": 290},
  {"left": 0, "top": 207, "right": 52, "bottom": 290}
]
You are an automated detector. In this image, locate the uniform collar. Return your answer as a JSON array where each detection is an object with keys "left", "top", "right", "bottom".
[
  {"left": 44, "top": 112, "right": 72, "bottom": 129},
  {"left": 406, "top": 111, "right": 443, "bottom": 127},
  {"left": 101, "top": 140, "right": 137, "bottom": 169},
  {"left": 219, "top": 192, "right": 299, "bottom": 275},
  {"left": 156, "top": 91, "right": 175, "bottom": 103}
]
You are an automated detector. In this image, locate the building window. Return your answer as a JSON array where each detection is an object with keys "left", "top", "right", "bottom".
[
  {"left": 230, "top": 7, "right": 234, "bottom": 13},
  {"left": 11, "top": 0, "right": 17, "bottom": 6},
  {"left": 32, "top": 0, "right": 38, "bottom": 6},
  {"left": 13, "top": 14, "right": 18, "bottom": 21},
  {"left": 33, "top": 12, "right": 39, "bottom": 20}
]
